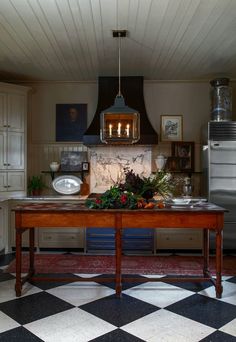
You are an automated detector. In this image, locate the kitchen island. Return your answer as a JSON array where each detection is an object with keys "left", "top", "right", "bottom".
[{"left": 13, "top": 201, "right": 225, "bottom": 298}]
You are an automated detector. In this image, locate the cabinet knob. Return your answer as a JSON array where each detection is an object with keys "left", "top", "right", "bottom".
[
  {"left": 3, "top": 163, "right": 7, "bottom": 166},
  {"left": 8, "top": 163, "right": 11, "bottom": 166},
  {"left": 3, "top": 124, "right": 7, "bottom": 127},
  {"left": 4, "top": 186, "right": 8, "bottom": 188}
]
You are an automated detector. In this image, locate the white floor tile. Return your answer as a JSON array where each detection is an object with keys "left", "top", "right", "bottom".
[
  {"left": 25, "top": 307, "right": 116, "bottom": 342},
  {"left": 0, "top": 311, "right": 20, "bottom": 333},
  {"left": 122, "top": 309, "right": 215, "bottom": 342},
  {"left": 199, "top": 281, "right": 236, "bottom": 305},
  {"left": 220, "top": 318, "right": 236, "bottom": 337},
  {"left": 46, "top": 281, "right": 114, "bottom": 306},
  {"left": 0, "top": 279, "right": 42, "bottom": 303},
  {"left": 123, "top": 281, "right": 194, "bottom": 308}
]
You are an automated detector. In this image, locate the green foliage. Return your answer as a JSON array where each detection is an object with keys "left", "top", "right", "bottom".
[
  {"left": 28, "top": 175, "right": 46, "bottom": 194},
  {"left": 85, "top": 186, "right": 140, "bottom": 209},
  {"left": 85, "top": 168, "right": 176, "bottom": 209},
  {"left": 119, "top": 168, "right": 175, "bottom": 199}
]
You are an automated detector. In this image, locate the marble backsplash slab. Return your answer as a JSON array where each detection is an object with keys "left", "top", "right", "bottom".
[{"left": 89, "top": 146, "right": 152, "bottom": 193}]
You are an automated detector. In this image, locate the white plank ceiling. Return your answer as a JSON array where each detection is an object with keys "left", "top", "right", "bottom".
[{"left": 0, "top": 0, "right": 236, "bottom": 81}]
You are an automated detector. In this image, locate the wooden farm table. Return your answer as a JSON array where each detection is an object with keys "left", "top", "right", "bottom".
[{"left": 13, "top": 201, "right": 225, "bottom": 298}]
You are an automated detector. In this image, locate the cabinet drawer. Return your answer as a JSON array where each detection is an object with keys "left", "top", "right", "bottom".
[
  {"left": 156, "top": 229, "right": 202, "bottom": 249},
  {"left": 39, "top": 228, "right": 85, "bottom": 248}
]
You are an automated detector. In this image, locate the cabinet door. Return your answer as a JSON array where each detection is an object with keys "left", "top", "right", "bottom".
[
  {"left": 7, "top": 132, "right": 24, "bottom": 169},
  {"left": 0, "top": 92, "right": 7, "bottom": 129},
  {"left": 7, "top": 172, "right": 25, "bottom": 191},
  {"left": 0, "top": 131, "right": 7, "bottom": 169},
  {"left": 7, "top": 93, "right": 25, "bottom": 132},
  {"left": 0, "top": 172, "right": 7, "bottom": 191}
]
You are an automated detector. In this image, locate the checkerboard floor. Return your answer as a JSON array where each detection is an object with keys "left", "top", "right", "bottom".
[{"left": 1, "top": 253, "right": 236, "bottom": 342}]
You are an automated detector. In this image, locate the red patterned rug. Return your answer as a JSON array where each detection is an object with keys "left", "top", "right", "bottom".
[{"left": 5, "top": 254, "right": 236, "bottom": 275}]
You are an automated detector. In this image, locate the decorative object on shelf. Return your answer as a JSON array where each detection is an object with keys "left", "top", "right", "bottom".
[
  {"left": 56, "top": 103, "right": 87, "bottom": 142},
  {"left": 49, "top": 161, "right": 60, "bottom": 172},
  {"left": 60, "top": 151, "right": 88, "bottom": 171},
  {"left": 210, "top": 78, "right": 232, "bottom": 121},
  {"left": 171, "top": 141, "right": 195, "bottom": 172},
  {"left": 155, "top": 154, "right": 167, "bottom": 170},
  {"left": 28, "top": 175, "right": 46, "bottom": 196},
  {"left": 100, "top": 30, "right": 140, "bottom": 144},
  {"left": 82, "top": 162, "right": 89, "bottom": 171},
  {"left": 160, "top": 115, "right": 183, "bottom": 142},
  {"left": 182, "top": 176, "right": 193, "bottom": 197},
  {"left": 52, "top": 175, "right": 82, "bottom": 195}
]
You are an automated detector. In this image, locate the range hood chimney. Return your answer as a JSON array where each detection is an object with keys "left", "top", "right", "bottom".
[{"left": 83, "top": 76, "right": 158, "bottom": 146}]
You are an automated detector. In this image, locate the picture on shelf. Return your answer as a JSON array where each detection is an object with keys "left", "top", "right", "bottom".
[
  {"left": 56, "top": 103, "right": 87, "bottom": 142},
  {"left": 60, "top": 151, "right": 88, "bottom": 171},
  {"left": 171, "top": 141, "right": 195, "bottom": 172}
]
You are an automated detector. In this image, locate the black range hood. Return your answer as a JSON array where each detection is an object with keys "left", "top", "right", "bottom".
[{"left": 83, "top": 76, "right": 158, "bottom": 146}]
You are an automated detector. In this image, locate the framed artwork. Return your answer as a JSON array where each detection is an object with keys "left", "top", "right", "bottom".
[
  {"left": 56, "top": 103, "right": 87, "bottom": 142},
  {"left": 171, "top": 141, "right": 195, "bottom": 172},
  {"left": 160, "top": 115, "right": 183, "bottom": 142},
  {"left": 60, "top": 151, "right": 88, "bottom": 171}
]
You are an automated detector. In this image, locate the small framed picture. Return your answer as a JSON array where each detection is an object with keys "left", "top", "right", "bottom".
[
  {"left": 160, "top": 115, "right": 183, "bottom": 142},
  {"left": 82, "top": 162, "right": 89, "bottom": 171},
  {"left": 171, "top": 141, "right": 195, "bottom": 172}
]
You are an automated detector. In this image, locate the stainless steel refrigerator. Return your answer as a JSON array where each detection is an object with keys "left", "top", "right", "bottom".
[{"left": 202, "top": 121, "right": 236, "bottom": 250}]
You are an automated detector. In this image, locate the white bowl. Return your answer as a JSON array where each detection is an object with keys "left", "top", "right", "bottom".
[{"left": 172, "top": 198, "right": 191, "bottom": 205}]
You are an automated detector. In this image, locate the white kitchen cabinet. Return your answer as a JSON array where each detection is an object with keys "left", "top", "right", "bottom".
[
  {"left": 0, "top": 201, "right": 9, "bottom": 253},
  {"left": 0, "top": 91, "right": 25, "bottom": 132},
  {"left": 0, "top": 83, "right": 29, "bottom": 196},
  {"left": 0, "top": 172, "right": 25, "bottom": 192},
  {"left": 0, "top": 131, "right": 24, "bottom": 170}
]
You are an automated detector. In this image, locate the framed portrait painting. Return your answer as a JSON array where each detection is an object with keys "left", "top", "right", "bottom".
[
  {"left": 56, "top": 103, "right": 87, "bottom": 142},
  {"left": 160, "top": 115, "right": 183, "bottom": 142}
]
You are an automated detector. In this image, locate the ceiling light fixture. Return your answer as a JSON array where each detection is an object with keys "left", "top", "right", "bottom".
[{"left": 100, "top": 30, "right": 140, "bottom": 144}]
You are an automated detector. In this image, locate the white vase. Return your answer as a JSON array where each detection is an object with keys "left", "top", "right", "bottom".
[
  {"left": 50, "top": 162, "right": 60, "bottom": 172},
  {"left": 155, "top": 155, "right": 167, "bottom": 170}
]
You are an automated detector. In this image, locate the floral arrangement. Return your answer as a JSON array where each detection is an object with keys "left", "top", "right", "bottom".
[{"left": 85, "top": 168, "right": 176, "bottom": 209}]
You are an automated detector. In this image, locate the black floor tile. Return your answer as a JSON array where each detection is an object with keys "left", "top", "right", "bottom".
[
  {"left": 162, "top": 275, "right": 213, "bottom": 292},
  {"left": 30, "top": 272, "right": 82, "bottom": 290},
  {"left": 0, "top": 291, "right": 74, "bottom": 325},
  {"left": 80, "top": 293, "right": 159, "bottom": 327},
  {"left": 0, "top": 326, "right": 44, "bottom": 342},
  {"left": 200, "top": 330, "right": 236, "bottom": 341},
  {"left": 227, "top": 276, "right": 236, "bottom": 284},
  {"left": 93, "top": 274, "right": 148, "bottom": 290},
  {"left": 166, "top": 293, "right": 236, "bottom": 329},
  {"left": 0, "top": 253, "right": 15, "bottom": 267},
  {"left": 89, "top": 328, "right": 145, "bottom": 341},
  {"left": 0, "top": 269, "right": 15, "bottom": 282}
]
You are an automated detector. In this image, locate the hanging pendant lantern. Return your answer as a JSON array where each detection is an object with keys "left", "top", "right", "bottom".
[{"left": 100, "top": 30, "right": 140, "bottom": 144}]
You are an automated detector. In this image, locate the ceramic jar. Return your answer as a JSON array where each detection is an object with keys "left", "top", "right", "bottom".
[
  {"left": 50, "top": 161, "right": 60, "bottom": 172},
  {"left": 210, "top": 78, "right": 232, "bottom": 121},
  {"left": 155, "top": 154, "right": 167, "bottom": 170}
]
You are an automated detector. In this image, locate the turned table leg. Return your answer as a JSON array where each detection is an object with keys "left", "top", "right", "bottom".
[
  {"left": 215, "top": 229, "right": 223, "bottom": 298},
  {"left": 15, "top": 228, "right": 22, "bottom": 297},
  {"left": 29, "top": 228, "right": 35, "bottom": 277},
  {"left": 115, "top": 214, "right": 122, "bottom": 297},
  {"left": 203, "top": 229, "right": 209, "bottom": 276}
]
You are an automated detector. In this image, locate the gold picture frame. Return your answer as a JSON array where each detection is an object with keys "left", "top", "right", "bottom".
[{"left": 160, "top": 115, "right": 183, "bottom": 142}]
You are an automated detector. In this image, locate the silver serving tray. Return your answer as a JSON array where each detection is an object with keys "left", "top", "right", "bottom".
[{"left": 52, "top": 175, "right": 82, "bottom": 195}]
